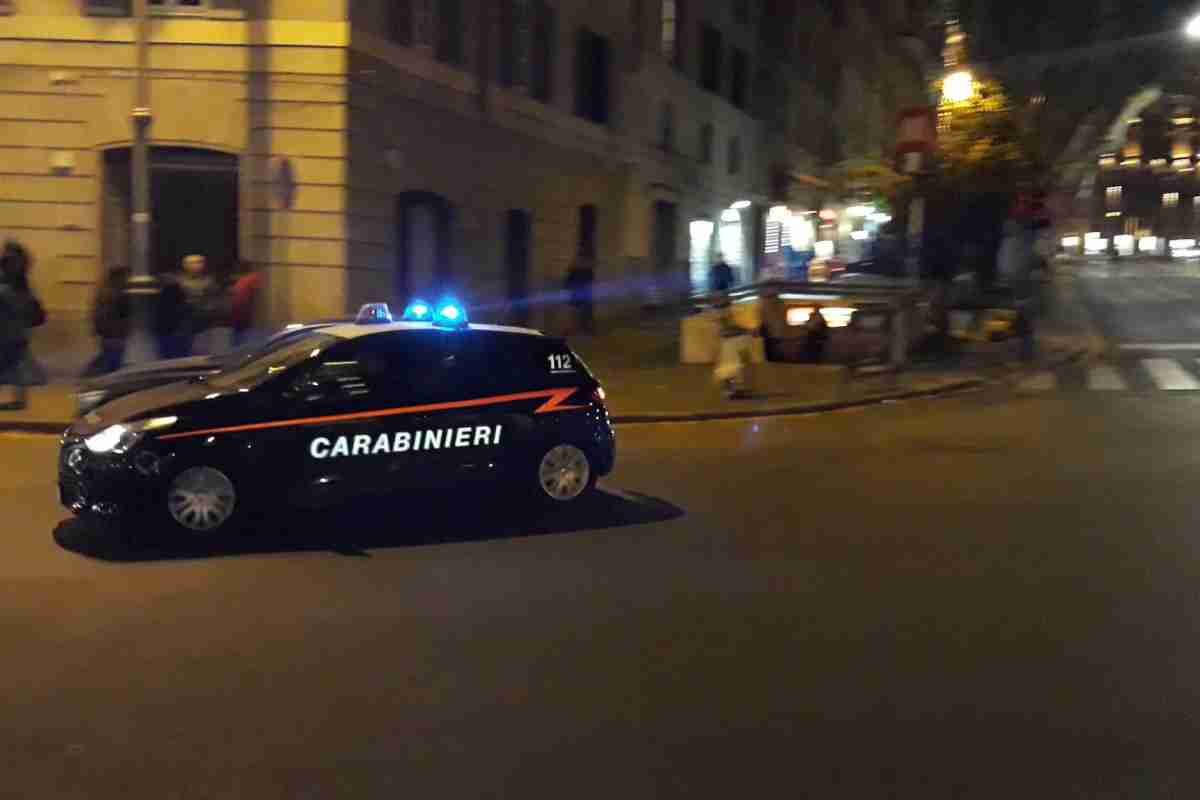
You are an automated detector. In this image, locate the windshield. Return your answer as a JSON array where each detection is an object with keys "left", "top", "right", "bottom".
[{"left": 206, "top": 332, "right": 339, "bottom": 390}]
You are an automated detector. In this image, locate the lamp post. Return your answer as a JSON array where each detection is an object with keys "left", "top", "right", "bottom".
[
  {"left": 127, "top": 0, "right": 159, "bottom": 363},
  {"left": 1186, "top": 13, "right": 1200, "bottom": 39}
]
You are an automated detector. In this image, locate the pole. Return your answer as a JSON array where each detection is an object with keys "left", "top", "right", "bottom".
[
  {"left": 126, "top": 0, "right": 158, "bottom": 363},
  {"left": 131, "top": 0, "right": 151, "bottom": 283}
]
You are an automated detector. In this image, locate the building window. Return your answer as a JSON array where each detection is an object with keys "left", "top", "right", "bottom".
[
  {"left": 435, "top": 0, "right": 465, "bottom": 65},
  {"left": 531, "top": 1, "right": 556, "bottom": 102},
  {"left": 659, "top": 103, "right": 675, "bottom": 152},
  {"left": 574, "top": 28, "right": 612, "bottom": 125},
  {"left": 727, "top": 136, "right": 742, "bottom": 175},
  {"left": 578, "top": 205, "right": 598, "bottom": 260},
  {"left": 85, "top": 0, "right": 132, "bottom": 13},
  {"left": 388, "top": 0, "right": 414, "bottom": 47},
  {"left": 661, "top": 0, "right": 685, "bottom": 67},
  {"left": 150, "top": 0, "right": 206, "bottom": 10},
  {"left": 734, "top": 0, "right": 750, "bottom": 24},
  {"left": 499, "top": 0, "right": 532, "bottom": 88},
  {"left": 700, "top": 25, "right": 722, "bottom": 94},
  {"left": 1105, "top": 185, "right": 1122, "bottom": 209},
  {"left": 1164, "top": 192, "right": 1180, "bottom": 208},
  {"left": 730, "top": 49, "right": 748, "bottom": 109},
  {"left": 700, "top": 123, "right": 714, "bottom": 163}
]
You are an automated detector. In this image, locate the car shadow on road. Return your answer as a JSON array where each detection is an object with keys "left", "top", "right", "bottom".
[{"left": 53, "top": 486, "right": 685, "bottom": 563}]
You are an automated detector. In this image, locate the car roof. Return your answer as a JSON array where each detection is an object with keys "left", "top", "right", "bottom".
[{"left": 319, "top": 321, "right": 546, "bottom": 340}]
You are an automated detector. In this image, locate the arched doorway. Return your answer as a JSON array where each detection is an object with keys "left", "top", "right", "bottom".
[
  {"left": 395, "top": 191, "right": 455, "bottom": 300},
  {"left": 102, "top": 147, "right": 239, "bottom": 278}
]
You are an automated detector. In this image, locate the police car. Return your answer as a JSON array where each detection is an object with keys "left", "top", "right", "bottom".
[{"left": 59, "top": 301, "right": 615, "bottom": 536}]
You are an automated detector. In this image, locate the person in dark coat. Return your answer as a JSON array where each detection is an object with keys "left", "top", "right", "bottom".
[
  {"left": 708, "top": 256, "right": 735, "bottom": 294},
  {"left": 0, "top": 240, "right": 46, "bottom": 410},
  {"left": 155, "top": 254, "right": 220, "bottom": 358},
  {"left": 85, "top": 266, "right": 132, "bottom": 377},
  {"left": 803, "top": 305, "right": 830, "bottom": 363}
]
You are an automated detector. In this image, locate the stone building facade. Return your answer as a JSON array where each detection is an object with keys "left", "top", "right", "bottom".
[{"left": 0, "top": 0, "right": 773, "bottom": 334}]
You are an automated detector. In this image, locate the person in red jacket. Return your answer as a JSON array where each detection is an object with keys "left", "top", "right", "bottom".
[{"left": 229, "top": 261, "right": 262, "bottom": 347}]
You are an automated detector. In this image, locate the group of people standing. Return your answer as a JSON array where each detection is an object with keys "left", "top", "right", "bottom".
[
  {"left": 87, "top": 254, "right": 262, "bottom": 375},
  {"left": 0, "top": 240, "right": 262, "bottom": 412}
]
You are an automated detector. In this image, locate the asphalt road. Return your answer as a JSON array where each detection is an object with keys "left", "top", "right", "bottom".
[{"left": 7, "top": 359, "right": 1200, "bottom": 798}]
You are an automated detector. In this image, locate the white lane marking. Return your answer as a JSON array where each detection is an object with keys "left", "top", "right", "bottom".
[
  {"left": 1087, "top": 365, "right": 1127, "bottom": 391},
  {"left": 1142, "top": 358, "right": 1200, "bottom": 390},
  {"left": 1118, "top": 343, "right": 1200, "bottom": 352},
  {"left": 1017, "top": 371, "right": 1056, "bottom": 392}
]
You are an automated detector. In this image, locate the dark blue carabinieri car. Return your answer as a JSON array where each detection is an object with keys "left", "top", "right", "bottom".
[{"left": 59, "top": 302, "right": 615, "bottom": 537}]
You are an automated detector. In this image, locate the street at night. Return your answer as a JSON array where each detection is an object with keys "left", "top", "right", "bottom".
[
  {"left": 11, "top": 0, "right": 1200, "bottom": 796},
  {"left": 10, "top": 273, "right": 1200, "bottom": 797}
]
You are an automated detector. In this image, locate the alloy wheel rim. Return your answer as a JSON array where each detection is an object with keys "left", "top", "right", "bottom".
[
  {"left": 538, "top": 445, "right": 590, "bottom": 501},
  {"left": 167, "top": 467, "right": 237, "bottom": 532}
]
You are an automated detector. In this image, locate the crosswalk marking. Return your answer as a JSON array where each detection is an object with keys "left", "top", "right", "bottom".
[
  {"left": 1088, "top": 365, "right": 1128, "bottom": 390},
  {"left": 1142, "top": 358, "right": 1200, "bottom": 390},
  {"left": 1018, "top": 371, "right": 1057, "bottom": 392},
  {"left": 1118, "top": 343, "right": 1200, "bottom": 351}
]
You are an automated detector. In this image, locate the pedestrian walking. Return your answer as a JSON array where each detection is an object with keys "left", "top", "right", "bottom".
[
  {"left": 996, "top": 218, "right": 1037, "bottom": 362},
  {"left": 712, "top": 296, "right": 755, "bottom": 399},
  {"left": 708, "top": 255, "right": 735, "bottom": 294},
  {"left": 0, "top": 240, "right": 46, "bottom": 410},
  {"left": 564, "top": 251, "right": 596, "bottom": 335},
  {"left": 228, "top": 260, "right": 262, "bottom": 348},
  {"left": 84, "top": 266, "right": 132, "bottom": 377}
]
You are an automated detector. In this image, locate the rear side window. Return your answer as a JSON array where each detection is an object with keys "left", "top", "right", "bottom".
[{"left": 460, "top": 332, "right": 588, "bottom": 393}]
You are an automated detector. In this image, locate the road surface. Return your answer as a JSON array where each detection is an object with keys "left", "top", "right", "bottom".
[{"left": 4, "top": 373, "right": 1200, "bottom": 798}]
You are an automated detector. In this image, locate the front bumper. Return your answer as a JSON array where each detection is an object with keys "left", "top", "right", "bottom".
[{"left": 58, "top": 435, "right": 168, "bottom": 517}]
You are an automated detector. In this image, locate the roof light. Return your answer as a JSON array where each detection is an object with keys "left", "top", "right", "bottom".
[
  {"left": 432, "top": 299, "right": 469, "bottom": 328},
  {"left": 401, "top": 299, "right": 432, "bottom": 321},
  {"left": 355, "top": 303, "right": 393, "bottom": 324}
]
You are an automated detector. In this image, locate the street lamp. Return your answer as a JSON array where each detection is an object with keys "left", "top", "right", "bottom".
[
  {"left": 1186, "top": 13, "right": 1200, "bottom": 39},
  {"left": 942, "top": 70, "right": 975, "bottom": 104}
]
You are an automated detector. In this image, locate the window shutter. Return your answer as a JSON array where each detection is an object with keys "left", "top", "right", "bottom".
[{"left": 84, "top": 0, "right": 132, "bottom": 15}]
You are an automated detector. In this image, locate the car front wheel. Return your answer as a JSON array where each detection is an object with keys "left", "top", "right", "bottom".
[
  {"left": 535, "top": 443, "right": 595, "bottom": 503},
  {"left": 164, "top": 465, "right": 242, "bottom": 535}
]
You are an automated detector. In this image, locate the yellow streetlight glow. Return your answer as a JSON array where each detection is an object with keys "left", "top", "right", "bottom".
[
  {"left": 1187, "top": 14, "right": 1200, "bottom": 39},
  {"left": 942, "top": 70, "right": 974, "bottom": 104}
]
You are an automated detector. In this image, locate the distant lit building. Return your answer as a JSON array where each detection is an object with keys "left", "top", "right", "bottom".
[{"left": 1092, "top": 97, "right": 1198, "bottom": 243}]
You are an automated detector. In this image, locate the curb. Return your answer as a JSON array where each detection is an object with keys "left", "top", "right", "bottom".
[
  {"left": 0, "top": 420, "right": 67, "bottom": 435},
  {"left": 610, "top": 378, "right": 985, "bottom": 424}
]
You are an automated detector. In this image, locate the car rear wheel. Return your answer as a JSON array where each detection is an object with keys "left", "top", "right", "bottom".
[
  {"left": 535, "top": 444, "right": 595, "bottom": 503},
  {"left": 165, "top": 465, "right": 240, "bottom": 535}
]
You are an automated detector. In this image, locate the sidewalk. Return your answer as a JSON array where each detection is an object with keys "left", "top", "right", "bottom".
[{"left": 0, "top": 275, "right": 1097, "bottom": 433}]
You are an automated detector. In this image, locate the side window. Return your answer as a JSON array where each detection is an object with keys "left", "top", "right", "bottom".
[{"left": 461, "top": 333, "right": 584, "bottom": 393}]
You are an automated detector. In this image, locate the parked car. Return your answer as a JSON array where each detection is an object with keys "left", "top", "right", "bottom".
[{"left": 75, "top": 320, "right": 349, "bottom": 417}]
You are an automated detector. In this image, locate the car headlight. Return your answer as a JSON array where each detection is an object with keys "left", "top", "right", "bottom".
[
  {"left": 84, "top": 416, "right": 178, "bottom": 454},
  {"left": 77, "top": 390, "right": 108, "bottom": 414}
]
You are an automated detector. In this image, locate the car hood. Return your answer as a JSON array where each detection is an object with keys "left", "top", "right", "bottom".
[
  {"left": 80, "top": 356, "right": 222, "bottom": 393},
  {"left": 70, "top": 380, "right": 220, "bottom": 437}
]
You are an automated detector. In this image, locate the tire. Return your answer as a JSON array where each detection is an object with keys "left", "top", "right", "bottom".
[
  {"left": 160, "top": 464, "right": 246, "bottom": 537},
  {"left": 532, "top": 443, "right": 596, "bottom": 504}
]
